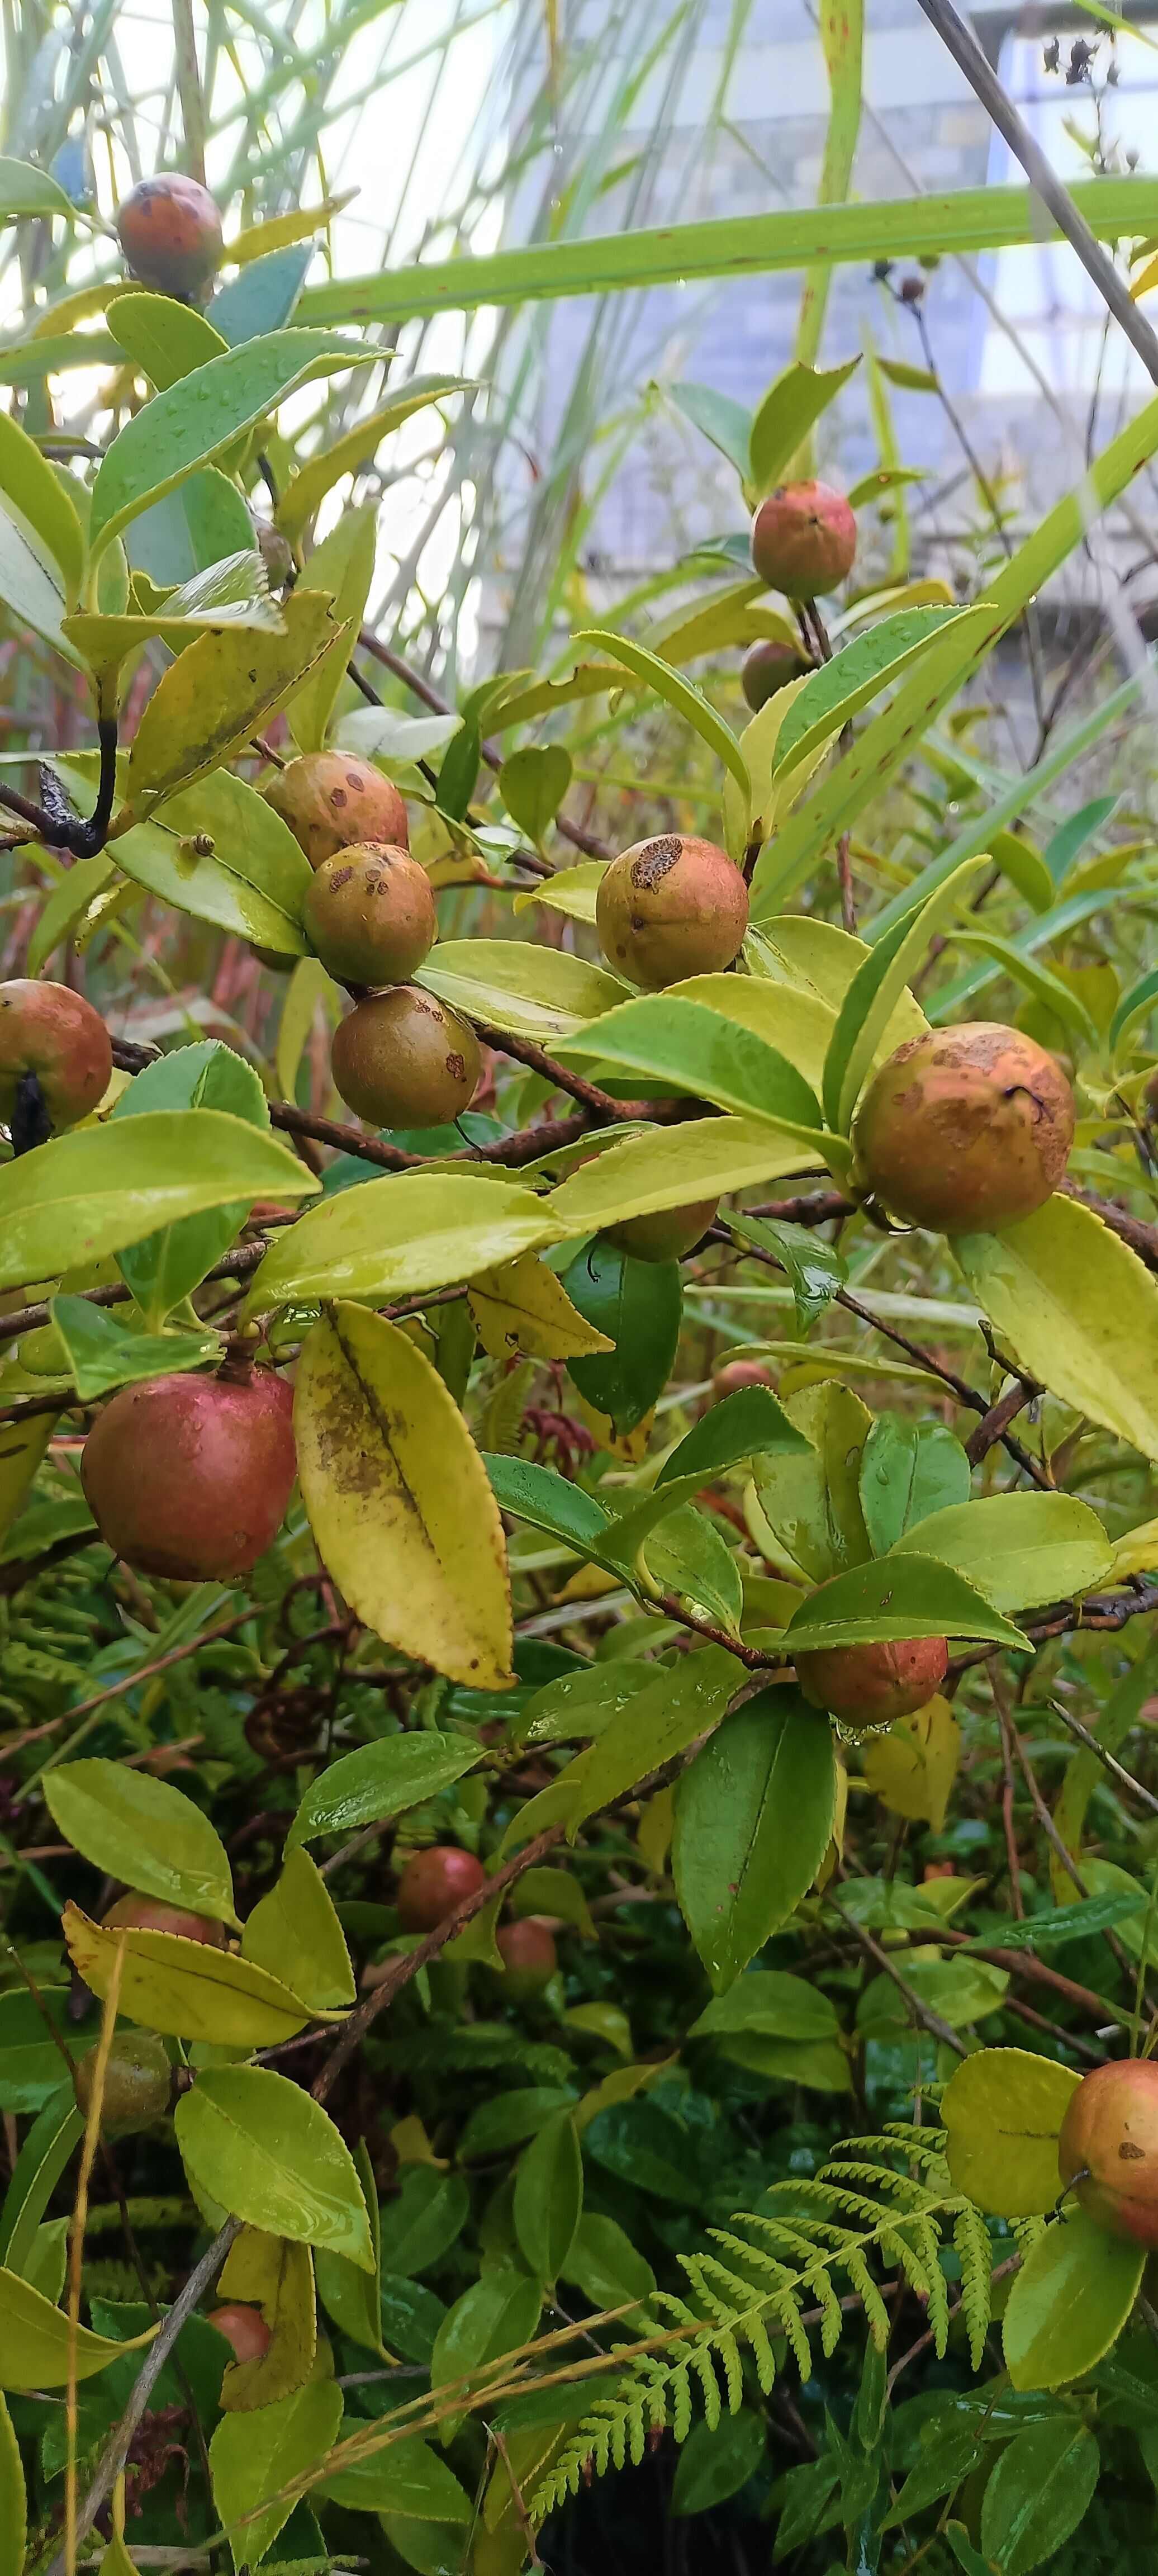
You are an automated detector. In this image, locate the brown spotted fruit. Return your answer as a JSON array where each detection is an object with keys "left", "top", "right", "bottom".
[
  {"left": 604, "top": 1199, "right": 719, "bottom": 1262},
  {"left": 596, "top": 835, "right": 748, "bottom": 990},
  {"left": 742, "top": 638, "right": 810, "bottom": 711},
  {"left": 116, "top": 174, "right": 223, "bottom": 302},
  {"left": 305, "top": 844, "right": 436, "bottom": 987},
  {"left": 1058, "top": 2059, "right": 1158, "bottom": 2248},
  {"left": 0, "top": 981, "right": 111, "bottom": 1131},
  {"left": 206, "top": 2304, "right": 273, "bottom": 2364},
  {"left": 81, "top": 1367, "right": 296, "bottom": 1583},
  {"left": 852, "top": 1022, "right": 1075, "bottom": 1235},
  {"left": 397, "top": 1846, "right": 488, "bottom": 1932},
  {"left": 331, "top": 986, "right": 480, "bottom": 1127},
  {"left": 264, "top": 752, "right": 409, "bottom": 870},
  {"left": 795, "top": 1636, "right": 948, "bottom": 1731},
  {"left": 497, "top": 1917, "right": 557, "bottom": 1999},
  {"left": 751, "top": 481, "right": 857, "bottom": 598},
  {"left": 75, "top": 2029, "right": 172, "bottom": 2133}
]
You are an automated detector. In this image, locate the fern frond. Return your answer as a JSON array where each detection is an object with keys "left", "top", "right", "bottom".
[{"left": 954, "top": 2205, "right": 994, "bottom": 2370}]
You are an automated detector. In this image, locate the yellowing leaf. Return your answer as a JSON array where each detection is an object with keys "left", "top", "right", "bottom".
[
  {"left": 861, "top": 1696, "right": 960, "bottom": 1830},
  {"left": 942, "top": 2047, "right": 1080, "bottom": 2218},
  {"left": 468, "top": 1254, "right": 614, "bottom": 1362},
  {"left": 215, "top": 2229, "right": 316, "bottom": 2413},
  {"left": 1109, "top": 1514, "right": 1158, "bottom": 1580},
  {"left": 125, "top": 590, "right": 343, "bottom": 809},
  {"left": 295, "top": 1304, "right": 514, "bottom": 1688},
  {"left": 0, "top": 1410, "right": 55, "bottom": 1550},
  {"left": 241, "top": 1849, "right": 355, "bottom": 2010},
  {"left": 956, "top": 1196, "right": 1158, "bottom": 1460},
  {"left": 62, "top": 1905, "right": 315, "bottom": 2046}
]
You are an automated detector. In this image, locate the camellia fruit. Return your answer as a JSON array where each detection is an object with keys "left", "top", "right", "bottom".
[
  {"left": 80, "top": 1366, "right": 296, "bottom": 1582},
  {"left": 116, "top": 175, "right": 223, "bottom": 302},
  {"left": 751, "top": 481, "right": 857, "bottom": 598},
  {"left": 396, "top": 1846, "right": 488, "bottom": 1933},
  {"left": 595, "top": 835, "right": 748, "bottom": 989},
  {"left": 795, "top": 1636, "right": 948, "bottom": 1731},
  {"left": 206, "top": 2304, "right": 273, "bottom": 2364},
  {"left": 713, "top": 1357, "right": 774, "bottom": 1396},
  {"left": 603, "top": 1197, "right": 719, "bottom": 1262},
  {"left": 331, "top": 987, "right": 480, "bottom": 1127},
  {"left": 264, "top": 752, "right": 409, "bottom": 869},
  {"left": 305, "top": 845, "right": 436, "bottom": 987},
  {"left": 74, "top": 2029, "right": 172, "bottom": 2133},
  {"left": 102, "top": 1893, "right": 226, "bottom": 1944},
  {"left": 1058, "top": 2058, "right": 1158, "bottom": 2247},
  {"left": 0, "top": 981, "right": 112, "bottom": 1134},
  {"left": 496, "top": 1917, "right": 557, "bottom": 1998},
  {"left": 742, "top": 638, "right": 810, "bottom": 711},
  {"left": 852, "top": 1022, "right": 1075, "bottom": 1234}
]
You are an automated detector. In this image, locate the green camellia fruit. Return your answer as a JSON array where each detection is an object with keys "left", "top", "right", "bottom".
[
  {"left": 81, "top": 1367, "right": 297, "bottom": 1582},
  {"left": 794, "top": 1636, "right": 948, "bottom": 1731},
  {"left": 1058, "top": 2059, "right": 1158, "bottom": 2247},
  {"left": 264, "top": 752, "right": 409, "bottom": 869},
  {"left": 742, "top": 638, "right": 810, "bottom": 709},
  {"left": 74, "top": 2029, "right": 173, "bottom": 2133},
  {"left": 852, "top": 1022, "right": 1075, "bottom": 1234},
  {"left": 595, "top": 835, "right": 748, "bottom": 989},
  {"left": 396, "top": 1846, "right": 488, "bottom": 1931},
  {"left": 751, "top": 481, "right": 857, "bottom": 598},
  {"left": 331, "top": 986, "right": 480, "bottom": 1126},
  {"left": 603, "top": 1198, "right": 719, "bottom": 1261},
  {"left": 306, "top": 844, "right": 436, "bottom": 987},
  {"left": 0, "top": 981, "right": 112, "bottom": 1132},
  {"left": 116, "top": 174, "right": 223, "bottom": 302}
]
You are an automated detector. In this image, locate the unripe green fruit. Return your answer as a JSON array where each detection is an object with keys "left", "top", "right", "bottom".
[
  {"left": 306, "top": 845, "right": 436, "bottom": 987},
  {"left": 603, "top": 1197, "right": 719, "bottom": 1261},
  {"left": 397, "top": 1845, "right": 488, "bottom": 1932},
  {"left": 751, "top": 481, "right": 857, "bottom": 598},
  {"left": 0, "top": 981, "right": 111, "bottom": 1131},
  {"left": 596, "top": 836, "right": 748, "bottom": 990},
  {"left": 102, "top": 1894, "right": 226, "bottom": 1944},
  {"left": 116, "top": 175, "right": 223, "bottom": 302},
  {"left": 264, "top": 753, "right": 409, "bottom": 869},
  {"left": 742, "top": 638, "right": 810, "bottom": 710},
  {"left": 852, "top": 1022, "right": 1075, "bottom": 1234},
  {"left": 81, "top": 1367, "right": 296, "bottom": 1582},
  {"left": 331, "top": 987, "right": 480, "bottom": 1128},
  {"left": 1059, "top": 2059, "right": 1158, "bottom": 2247},
  {"left": 75, "top": 2029, "right": 172, "bottom": 2134},
  {"left": 795, "top": 1635, "right": 947, "bottom": 1731},
  {"left": 207, "top": 2303, "right": 273, "bottom": 2364},
  {"left": 496, "top": 1916, "right": 557, "bottom": 1998}
]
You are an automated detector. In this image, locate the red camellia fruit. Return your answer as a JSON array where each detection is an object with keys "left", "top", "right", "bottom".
[
  {"left": 741, "top": 638, "right": 810, "bottom": 710},
  {"left": 305, "top": 844, "right": 436, "bottom": 987},
  {"left": 116, "top": 175, "right": 224, "bottom": 302},
  {"left": 795, "top": 1636, "right": 948, "bottom": 1731},
  {"left": 751, "top": 482, "right": 857, "bottom": 598},
  {"left": 264, "top": 752, "right": 409, "bottom": 869},
  {"left": 496, "top": 1917, "right": 557, "bottom": 1998},
  {"left": 206, "top": 2304, "right": 273, "bottom": 2364},
  {"left": 102, "top": 1894, "right": 226, "bottom": 1944},
  {"left": 852, "top": 1022, "right": 1075, "bottom": 1234},
  {"left": 713, "top": 1358, "right": 774, "bottom": 1396},
  {"left": 80, "top": 1366, "right": 296, "bottom": 1582},
  {"left": 604, "top": 1197, "right": 719, "bottom": 1262},
  {"left": 396, "top": 1846, "right": 488, "bottom": 1932},
  {"left": 1058, "top": 2059, "right": 1158, "bottom": 2247},
  {"left": 331, "top": 987, "right": 480, "bottom": 1127},
  {"left": 596, "top": 835, "right": 748, "bottom": 989},
  {"left": 0, "top": 981, "right": 112, "bottom": 1131}
]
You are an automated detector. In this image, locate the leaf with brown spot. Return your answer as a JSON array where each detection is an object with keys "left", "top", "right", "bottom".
[{"left": 295, "top": 1302, "right": 515, "bottom": 1688}]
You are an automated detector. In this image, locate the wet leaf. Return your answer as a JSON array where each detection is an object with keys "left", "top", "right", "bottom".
[
  {"left": 63, "top": 1906, "right": 312, "bottom": 2047},
  {"left": 45, "top": 1759, "right": 237, "bottom": 1926},
  {"left": 177, "top": 2067, "right": 374, "bottom": 2268}
]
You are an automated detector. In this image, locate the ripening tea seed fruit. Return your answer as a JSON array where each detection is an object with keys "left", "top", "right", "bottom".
[
  {"left": 751, "top": 481, "right": 857, "bottom": 598},
  {"left": 852, "top": 1022, "right": 1075, "bottom": 1234},
  {"left": 496, "top": 1917, "right": 557, "bottom": 1997},
  {"left": 81, "top": 1368, "right": 296, "bottom": 1582},
  {"left": 306, "top": 844, "right": 436, "bottom": 986},
  {"left": 603, "top": 1197, "right": 720, "bottom": 1261},
  {"left": 264, "top": 752, "right": 409, "bottom": 869},
  {"left": 1058, "top": 2059, "right": 1158, "bottom": 2247},
  {"left": 396, "top": 1846, "right": 488, "bottom": 1932},
  {"left": 713, "top": 1358, "right": 774, "bottom": 1396},
  {"left": 596, "top": 836, "right": 748, "bottom": 989},
  {"left": 795, "top": 1635, "right": 948, "bottom": 1731},
  {"left": 102, "top": 1894, "right": 226, "bottom": 1945},
  {"left": 116, "top": 174, "right": 223, "bottom": 301},
  {"left": 206, "top": 2304, "right": 273, "bottom": 2364},
  {"left": 0, "top": 981, "right": 112, "bottom": 1130},
  {"left": 742, "top": 638, "right": 810, "bottom": 710},
  {"left": 331, "top": 987, "right": 480, "bottom": 1127},
  {"left": 75, "top": 2029, "right": 172, "bottom": 2133}
]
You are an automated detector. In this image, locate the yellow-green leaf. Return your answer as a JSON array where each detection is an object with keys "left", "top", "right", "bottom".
[
  {"left": 0, "top": 2392, "right": 25, "bottom": 2576},
  {"left": 0, "top": 1110, "right": 316, "bottom": 1296},
  {"left": 241, "top": 1849, "right": 355, "bottom": 2011},
  {"left": 125, "top": 589, "right": 344, "bottom": 807},
  {"left": 546, "top": 1116, "right": 849, "bottom": 1237},
  {"left": 955, "top": 1196, "right": 1158, "bottom": 1460},
  {"left": 214, "top": 2229, "right": 316, "bottom": 2413},
  {"left": 417, "top": 940, "right": 625, "bottom": 1044},
  {"left": 277, "top": 376, "right": 475, "bottom": 543},
  {"left": 210, "top": 2375, "right": 343, "bottom": 2570},
  {"left": 45, "top": 1760, "right": 238, "bottom": 1928},
  {"left": 468, "top": 1253, "right": 614, "bottom": 1361},
  {"left": 288, "top": 504, "right": 377, "bottom": 754},
  {"left": 890, "top": 1492, "right": 1113, "bottom": 1613},
  {"left": 244, "top": 1169, "right": 561, "bottom": 1313},
  {"left": 1003, "top": 2209, "right": 1144, "bottom": 2391},
  {"left": 177, "top": 2067, "right": 374, "bottom": 2269},
  {"left": 62, "top": 1905, "right": 315, "bottom": 2046},
  {"left": 0, "top": 2264, "right": 155, "bottom": 2390},
  {"left": 942, "top": 2047, "right": 1081, "bottom": 2218}
]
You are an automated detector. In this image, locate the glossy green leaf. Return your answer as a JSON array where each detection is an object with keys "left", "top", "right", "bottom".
[
  {"left": 574, "top": 627, "right": 748, "bottom": 796},
  {"left": 0, "top": 1109, "right": 315, "bottom": 1296},
  {"left": 671, "top": 2409, "right": 765, "bottom": 2515},
  {"left": 0, "top": 1993, "right": 82, "bottom": 2116},
  {"left": 210, "top": 2375, "right": 343, "bottom": 2572},
  {"left": 244, "top": 1170, "right": 560, "bottom": 1314},
  {"left": 942, "top": 2048, "right": 1080, "bottom": 2218},
  {"left": 208, "top": 245, "right": 312, "bottom": 345},
  {"left": 109, "top": 771, "right": 312, "bottom": 954},
  {"left": 514, "top": 2110, "right": 583, "bottom": 2284},
  {"left": 547, "top": 1116, "right": 849, "bottom": 1240},
  {"left": 955, "top": 1197, "right": 1158, "bottom": 1462},
  {"left": 417, "top": 939, "right": 625, "bottom": 1044},
  {"left": 564, "top": 1647, "right": 738, "bottom": 1835},
  {"left": 662, "top": 1383, "right": 813, "bottom": 1488},
  {"left": 110, "top": 1037, "right": 275, "bottom": 1324},
  {"left": 748, "top": 356, "right": 860, "bottom": 495},
  {"left": 858, "top": 1415, "right": 971, "bottom": 1559},
  {"left": 786, "top": 1555, "right": 1029, "bottom": 1654},
  {"left": 63, "top": 1906, "right": 313, "bottom": 2047},
  {"left": 49, "top": 1298, "right": 219, "bottom": 1400},
  {"left": 981, "top": 2417, "right": 1099, "bottom": 2570},
  {"left": 26, "top": 850, "right": 113, "bottom": 977},
  {"left": 639, "top": 1503, "right": 743, "bottom": 1637},
  {"left": 751, "top": 1379, "right": 870, "bottom": 1584},
  {"left": 772, "top": 607, "right": 971, "bottom": 780},
  {"left": 561, "top": 1241, "right": 682, "bottom": 1437},
  {"left": 430, "top": 2269, "right": 541, "bottom": 2420},
  {"left": 500, "top": 745, "right": 573, "bottom": 843},
  {"left": 0, "top": 408, "right": 84, "bottom": 604},
  {"left": 0, "top": 491, "right": 78, "bottom": 664},
  {"left": 377, "top": 2166, "right": 469, "bottom": 2279},
  {"left": 111, "top": 292, "right": 227, "bottom": 389},
  {"left": 561, "top": 2212, "right": 655, "bottom": 2314},
  {"left": 690, "top": 1969, "right": 839, "bottom": 2042},
  {"left": 241, "top": 1850, "right": 355, "bottom": 2010},
  {"left": 891, "top": 1492, "right": 1113, "bottom": 1613},
  {"left": 314, "top": 2139, "right": 383, "bottom": 2357},
  {"left": 0, "top": 2265, "right": 154, "bottom": 2390},
  {"left": 0, "top": 158, "right": 82, "bottom": 221},
  {"left": 1004, "top": 2211, "right": 1143, "bottom": 2390},
  {"left": 45, "top": 1758, "right": 237, "bottom": 1926},
  {"left": 127, "top": 470, "right": 258, "bottom": 590},
  {"left": 667, "top": 381, "right": 753, "bottom": 480},
  {"left": 319, "top": 2433, "right": 471, "bottom": 2522},
  {"left": 673, "top": 1688, "right": 836, "bottom": 1987},
  {"left": 557, "top": 994, "right": 824, "bottom": 1135},
  {"left": 177, "top": 2067, "right": 373, "bottom": 2269},
  {"left": 483, "top": 1455, "right": 623, "bottom": 1576},
  {"left": 287, "top": 1732, "right": 482, "bottom": 1851},
  {"left": 0, "top": 2087, "right": 82, "bottom": 2277}
]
